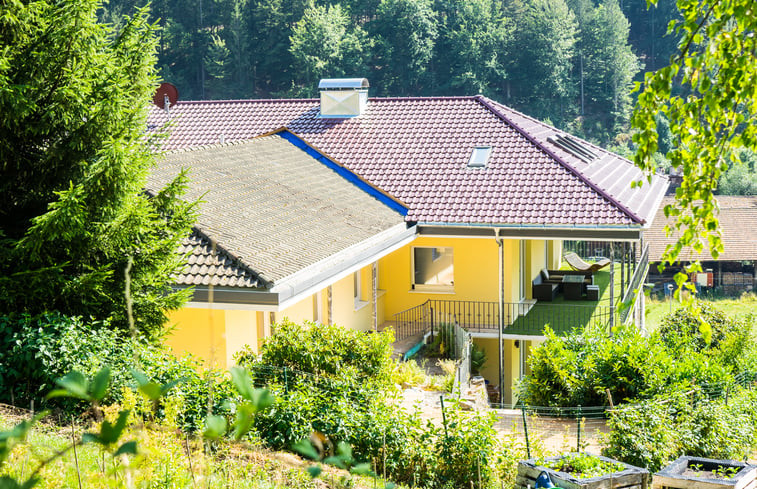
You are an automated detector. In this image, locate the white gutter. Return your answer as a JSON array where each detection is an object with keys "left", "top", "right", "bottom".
[{"left": 271, "top": 223, "right": 417, "bottom": 310}]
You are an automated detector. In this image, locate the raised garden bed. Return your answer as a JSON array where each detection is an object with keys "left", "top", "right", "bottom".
[
  {"left": 516, "top": 453, "right": 649, "bottom": 489},
  {"left": 652, "top": 456, "right": 757, "bottom": 489}
]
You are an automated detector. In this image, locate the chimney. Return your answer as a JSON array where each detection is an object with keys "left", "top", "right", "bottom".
[{"left": 319, "top": 78, "right": 369, "bottom": 117}]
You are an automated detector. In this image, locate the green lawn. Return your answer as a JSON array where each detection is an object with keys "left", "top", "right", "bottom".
[{"left": 645, "top": 294, "right": 757, "bottom": 332}]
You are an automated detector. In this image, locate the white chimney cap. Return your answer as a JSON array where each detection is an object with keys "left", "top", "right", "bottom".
[{"left": 318, "top": 78, "right": 369, "bottom": 90}]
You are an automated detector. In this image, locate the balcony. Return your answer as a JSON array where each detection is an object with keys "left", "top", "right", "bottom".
[{"left": 385, "top": 245, "right": 649, "bottom": 342}]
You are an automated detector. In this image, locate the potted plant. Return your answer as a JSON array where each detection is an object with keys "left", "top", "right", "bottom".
[
  {"left": 653, "top": 456, "right": 757, "bottom": 489},
  {"left": 516, "top": 452, "right": 649, "bottom": 489}
]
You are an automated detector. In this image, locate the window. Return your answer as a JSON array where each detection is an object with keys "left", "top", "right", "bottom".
[
  {"left": 353, "top": 271, "right": 368, "bottom": 310},
  {"left": 313, "top": 292, "right": 323, "bottom": 324},
  {"left": 467, "top": 146, "right": 492, "bottom": 168},
  {"left": 412, "top": 247, "right": 454, "bottom": 292}
]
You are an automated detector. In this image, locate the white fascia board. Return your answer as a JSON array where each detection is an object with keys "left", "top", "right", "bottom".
[
  {"left": 184, "top": 301, "right": 279, "bottom": 312},
  {"left": 272, "top": 223, "right": 417, "bottom": 310}
]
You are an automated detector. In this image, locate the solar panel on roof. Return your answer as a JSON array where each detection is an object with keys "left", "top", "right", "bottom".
[{"left": 547, "top": 135, "right": 599, "bottom": 164}]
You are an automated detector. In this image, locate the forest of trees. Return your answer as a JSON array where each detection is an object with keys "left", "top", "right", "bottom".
[{"left": 100, "top": 0, "right": 683, "bottom": 145}]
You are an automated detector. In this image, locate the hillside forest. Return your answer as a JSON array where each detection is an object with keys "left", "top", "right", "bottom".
[
  {"left": 98, "top": 0, "right": 757, "bottom": 194},
  {"left": 100, "top": 0, "right": 674, "bottom": 139}
]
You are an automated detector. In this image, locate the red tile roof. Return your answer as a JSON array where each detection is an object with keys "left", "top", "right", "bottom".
[{"left": 148, "top": 95, "right": 667, "bottom": 228}]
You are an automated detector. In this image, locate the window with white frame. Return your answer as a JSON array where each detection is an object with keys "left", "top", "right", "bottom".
[
  {"left": 412, "top": 247, "right": 454, "bottom": 292},
  {"left": 353, "top": 271, "right": 368, "bottom": 310}
]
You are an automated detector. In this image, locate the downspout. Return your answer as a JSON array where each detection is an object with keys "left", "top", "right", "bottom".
[
  {"left": 372, "top": 262, "right": 378, "bottom": 331},
  {"left": 496, "top": 230, "right": 505, "bottom": 403},
  {"left": 610, "top": 242, "right": 615, "bottom": 333}
]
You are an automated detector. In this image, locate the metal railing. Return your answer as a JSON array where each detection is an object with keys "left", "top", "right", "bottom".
[
  {"left": 619, "top": 243, "right": 649, "bottom": 324},
  {"left": 563, "top": 240, "right": 635, "bottom": 262},
  {"left": 390, "top": 299, "right": 615, "bottom": 340},
  {"left": 502, "top": 302, "right": 614, "bottom": 336}
]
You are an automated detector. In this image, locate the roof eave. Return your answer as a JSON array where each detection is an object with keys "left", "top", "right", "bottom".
[{"left": 418, "top": 222, "right": 644, "bottom": 241}]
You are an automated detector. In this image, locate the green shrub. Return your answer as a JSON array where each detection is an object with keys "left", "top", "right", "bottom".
[
  {"left": 604, "top": 389, "right": 757, "bottom": 471},
  {"left": 391, "top": 359, "right": 426, "bottom": 386},
  {"left": 0, "top": 312, "right": 141, "bottom": 409},
  {"left": 602, "top": 395, "right": 681, "bottom": 471},
  {"left": 517, "top": 327, "right": 586, "bottom": 406},
  {"left": 0, "top": 312, "right": 234, "bottom": 431},
  {"left": 237, "top": 319, "right": 395, "bottom": 389},
  {"left": 658, "top": 302, "right": 739, "bottom": 352},
  {"left": 471, "top": 343, "right": 487, "bottom": 376},
  {"left": 519, "top": 309, "right": 754, "bottom": 408},
  {"left": 436, "top": 407, "right": 499, "bottom": 488}
]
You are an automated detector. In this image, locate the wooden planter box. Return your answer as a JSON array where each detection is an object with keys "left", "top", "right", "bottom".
[
  {"left": 517, "top": 453, "right": 649, "bottom": 489},
  {"left": 653, "top": 457, "right": 757, "bottom": 489}
]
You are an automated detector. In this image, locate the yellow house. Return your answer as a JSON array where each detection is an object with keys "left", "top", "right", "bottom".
[{"left": 148, "top": 79, "right": 668, "bottom": 404}]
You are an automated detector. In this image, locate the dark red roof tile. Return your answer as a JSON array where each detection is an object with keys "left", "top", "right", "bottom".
[{"left": 148, "top": 95, "right": 667, "bottom": 227}]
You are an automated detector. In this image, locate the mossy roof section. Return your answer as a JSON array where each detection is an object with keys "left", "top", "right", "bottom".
[{"left": 148, "top": 134, "right": 405, "bottom": 285}]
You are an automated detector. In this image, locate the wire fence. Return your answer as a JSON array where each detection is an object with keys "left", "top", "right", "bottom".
[
  {"left": 487, "top": 371, "right": 757, "bottom": 456},
  {"left": 235, "top": 361, "right": 757, "bottom": 458}
]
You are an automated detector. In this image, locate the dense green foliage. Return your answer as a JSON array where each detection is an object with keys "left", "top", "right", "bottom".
[
  {"left": 0, "top": 0, "right": 195, "bottom": 339},
  {"left": 234, "top": 321, "right": 519, "bottom": 488},
  {"left": 0, "top": 312, "right": 235, "bottom": 431},
  {"left": 98, "top": 0, "right": 659, "bottom": 143},
  {"left": 520, "top": 303, "right": 757, "bottom": 472},
  {"left": 632, "top": 0, "right": 757, "bottom": 266},
  {"left": 236, "top": 319, "right": 395, "bottom": 388},
  {"left": 604, "top": 389, "right": 757, "bottom": 471},
  {"left": 519, "top": 303, "right": 757, "bottom": 407}
]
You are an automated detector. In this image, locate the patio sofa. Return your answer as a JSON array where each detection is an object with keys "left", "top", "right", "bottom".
[{"left": 532, "top": 269, "right": 594, "bottom": 301}]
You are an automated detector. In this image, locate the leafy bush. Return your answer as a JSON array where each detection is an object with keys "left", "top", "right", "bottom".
[
  {"left": 391, "top": 359, "right": 426, "bottom": 386},
  {"left": 0, "top": 312, "right": 141, "bottom": 409},
  {"left": 604, "top": 389, "right": 757, "bottom": 471},
  {"left": 471, "top": 343, "right": 487, "bottom": 375},
  {"left": 0, "top": 312, "right": 234, "bottom": 430},
  {"left": 520, "top": 304, "right": 756, "bottom": 408},
  {"left": 436, "top": 407, "right": 499, "bottom": 488},
  {"left": 658, "top": 302, "right": 739, "bottom": 352},
  {"left": 237, "top": 319, "right": 395, "bottom": 390},
  {"left": 519, "top": 325, "right": 674, "bottom": 406},
  {"left": 602, "top": 398, "right": 680, "bottom": 471}
]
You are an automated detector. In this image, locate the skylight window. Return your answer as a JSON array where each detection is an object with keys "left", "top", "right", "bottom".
[{"left": 468, "top": 146, "right": 492, "bottom": 168}]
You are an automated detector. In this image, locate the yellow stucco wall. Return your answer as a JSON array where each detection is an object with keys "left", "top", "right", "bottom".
[
  {"left": 331, "top": 269, "right": 374, "bottom": 331},
  {"left": 377, "top": 237, "right": 556, "bottom": 321},
  {"left": 502, "top": 239, "right": 520, "bottom": 303},
  {"left": 378, "top": 237, "right": 502, "bottom": 317},
  {"left": 276, "top": 265, "right": 378, "bottom": 332},
  {"left": 165, "top": 307, "right": 228, "bottom": 368},
  {"left": 224, "top": 310, "right": 258, "bottom": 367},
  {"left": 163, "top": 236, "right": 559, "bottom": 393},
  {"left": 549, "top": 240, "right": 563, "bottom": 269},
  {"left": 278, "top": 295, "right": 314, "bottom": 325},
  {"left": 473, "top": 337, "right": 523, "bottom": 405}
]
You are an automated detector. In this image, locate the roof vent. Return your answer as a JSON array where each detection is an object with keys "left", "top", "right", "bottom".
[
  {"left": 319, "top": 78, "right": 369, "bottom": 118},
  {"left": 547, "top": 135, "right": 598, "bottom": 164},
  {"left": 468, "top": 146, "right": 492, "bottom": 168}
]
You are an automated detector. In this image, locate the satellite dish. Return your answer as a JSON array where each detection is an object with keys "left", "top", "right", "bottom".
[{"left": 153, "top": 82, "right": 179, "bottom": 110}]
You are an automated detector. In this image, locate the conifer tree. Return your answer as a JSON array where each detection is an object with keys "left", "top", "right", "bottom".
[{"left": 0, "top": 0, "right": 195, "bottom": 339}]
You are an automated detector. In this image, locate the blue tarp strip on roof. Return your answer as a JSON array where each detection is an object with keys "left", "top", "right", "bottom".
[{"left": 278, "top": 130, "right": 408, "bottom": 217}]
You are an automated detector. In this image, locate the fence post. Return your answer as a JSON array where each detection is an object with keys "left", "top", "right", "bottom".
[
  {"left": 576, "top": 406, "right": 582, "bottom": 452},
  {"left": 430, "top": 306, "right": 435, "bottom": 341},
  {"left": 521, "top": 406, "right": 531, "bottom": 459},
  {"left": 440, "top": 396, "right": 449, "bottom": 438}
]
